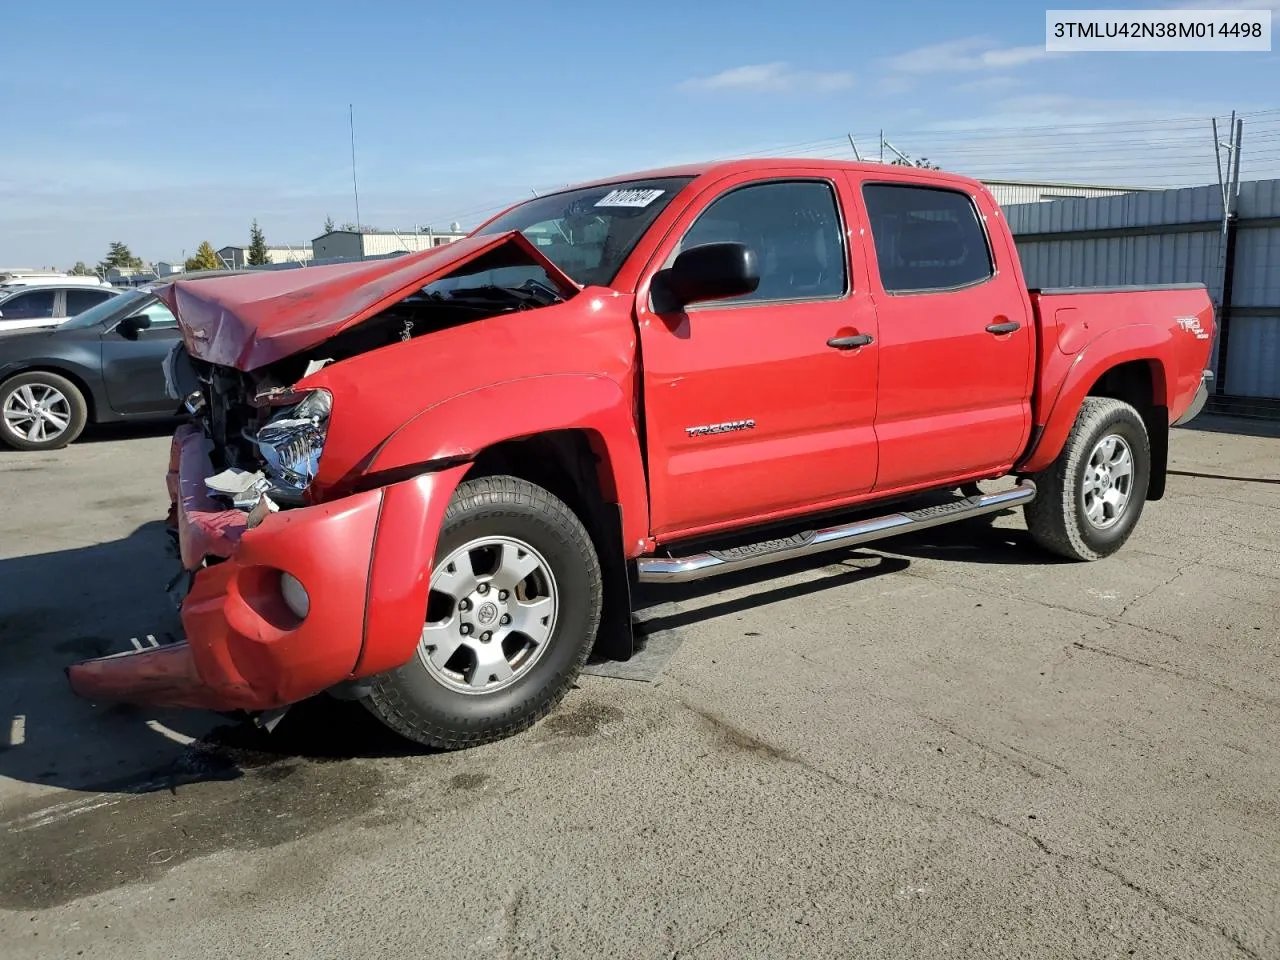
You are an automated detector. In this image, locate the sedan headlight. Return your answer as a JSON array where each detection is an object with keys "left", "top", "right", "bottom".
[{"left": 255, "top": 389, "right": 331, "bottom": 493}]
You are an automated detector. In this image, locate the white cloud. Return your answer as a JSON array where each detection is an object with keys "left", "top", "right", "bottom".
[
  {"left": 885, "top": 37, "right": 1053, "bottom": 74},
  {"left": 953, "top": 75, "right": 1021, "bottom": 94},
  {"left": 679, "top": 62, "right": 853, "bottom": 94}
]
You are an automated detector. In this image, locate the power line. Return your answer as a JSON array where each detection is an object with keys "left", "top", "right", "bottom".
[{"left": 418, "top": 108, "right": 1280, "bottom": 228}]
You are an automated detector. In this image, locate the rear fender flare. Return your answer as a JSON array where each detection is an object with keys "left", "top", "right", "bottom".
[{"left": 1022, "top": 325, "right": 1173, "bottom": 474}]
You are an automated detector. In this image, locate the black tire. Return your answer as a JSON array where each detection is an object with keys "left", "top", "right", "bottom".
[
  {"left": 1024, "top": 397, "right": 1150, "bottom": 561},
  {"left": 362, "top": 475, "right": 603, "bottom": 749},
  {"left": 0, "top": 371, "right": 88, "bottom": 451}
]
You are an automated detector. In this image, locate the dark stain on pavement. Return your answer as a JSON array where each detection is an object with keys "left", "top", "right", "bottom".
[
  {"left": 0, "top": 745, "right": 385, "bottom": 910},
  {"left": 0, "top": 607, "right": 92, "bottom": 669},
  {"left": 89, "top": 495, "right": 157, "bottom": 511},
  {"left": 448, "top": 772, "right": 490, "bottom": 791},
  {"left": 539, "top": 700, "right": 623, "bottom": 739},
  {"left": 686, "top": 702, "right": 790, "bottom": 764}
]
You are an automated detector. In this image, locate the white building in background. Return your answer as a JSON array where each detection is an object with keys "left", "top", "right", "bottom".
[
  {"left": 980, "top": 179, "right": 1153, "bottom": 206},
  {"left": 311, "top": 229, "right": 467, "bottom": 262},
  {"left": 217, "top": 244, "right": 314, "bottom": 269},
  {"left": 104, "top": 265, "right": 154, "bottom": 285}
]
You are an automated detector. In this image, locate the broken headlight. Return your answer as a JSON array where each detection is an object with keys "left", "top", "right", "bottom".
[{"left": 255, "top": 389, "right": 332, "bottom": 494}]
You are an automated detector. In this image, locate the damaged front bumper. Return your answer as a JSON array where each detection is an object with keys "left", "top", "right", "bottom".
[{"left": 67, "top": 423, "right": 466, "bottom": 714}]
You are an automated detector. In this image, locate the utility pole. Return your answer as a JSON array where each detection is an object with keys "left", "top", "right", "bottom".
[
  {"left": 881, "top": 137, "right": 912, "bottom": 164},
  {"left": 1210, "top": 112, "right": 1245, "bottom": 394},
  {"left": 349, "top": 104, "right": 362, "bottom": 242},
  {"left": 847, "top": 133, "right": 861, "bottom": 161}
]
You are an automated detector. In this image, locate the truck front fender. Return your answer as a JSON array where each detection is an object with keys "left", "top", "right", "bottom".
[
  {"left": 1021, "top": 325, "right": 1174, "bottom": 474},
  {"left": 350, "top": 374, "right": 648, "bottom": 677},
  {"left": 367, "top": 373, "right": 649, "bottom": 550}
]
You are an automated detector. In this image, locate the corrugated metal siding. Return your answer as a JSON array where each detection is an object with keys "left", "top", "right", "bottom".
[
  {"left": 1005, "top": 183, "right": 1224, "bottom": 234},
  {"left": 985, "top": 183, "right": 1139, "bottom": 207},
  {"left": 360, "top": 234, "right": 435, "bottom": 257},
  {"left": 311, "top": 234, "right": 362, "bottom": 261},
  {"left": 1015, "top": 232, "right": 1224, "bottom": 289},
  {"left": 1006, "top": 179, "right": 1280, "bottom": 402},
  {"left": 1225, "top": 316, "right": 1280, "bottom": 398}
]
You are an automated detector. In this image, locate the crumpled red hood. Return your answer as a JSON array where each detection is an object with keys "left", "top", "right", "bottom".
[{"left": 155, "top": 231, "right": 578, "bottom": 371}]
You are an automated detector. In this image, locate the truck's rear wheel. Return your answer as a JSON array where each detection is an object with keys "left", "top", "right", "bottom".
[
  {"left": 1024, "top": 397, "right": 1150, "bottom": 561},
  {"left": 362, "top": 475, "right": 602, "bottom": 749}
]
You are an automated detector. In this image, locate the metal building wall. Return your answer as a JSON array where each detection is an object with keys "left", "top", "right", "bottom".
[
  {"left": 1005, "top": 179, "right": 1280, "bottom": 410},
  {"left": 984, "top": 181, "right": 1143, "bottom": 206},
  {"left": 311, "top": 233, "right": 363, "bottom": 261},
  {"left": 360, "top": 233, "right": 437, "bottom": 257},
  {"left": 1224, "top": 180, "right": 1280, "bottom": 400}
]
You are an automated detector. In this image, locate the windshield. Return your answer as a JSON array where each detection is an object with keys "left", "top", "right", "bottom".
[
  {"left": 473, "top": 176, "right": 693, "bottom": 287},
  {"left": 60, "top": 288, "right": 153, "bottom": 330}
]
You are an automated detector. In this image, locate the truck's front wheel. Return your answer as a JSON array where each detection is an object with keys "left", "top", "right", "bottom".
[
  {"left": 1024, "top": 397, "right": 1151, "bottom": 561},
  {"left": 363, "top": 475, "right": 603, "bottom": 749}
]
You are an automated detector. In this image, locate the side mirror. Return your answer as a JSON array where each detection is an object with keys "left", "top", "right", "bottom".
[
  {"left": 654, "top": 241, "right": 760, "bottom": 311},
  {"left": 117, "top": 313, "right": 152, "bottom": 340}
]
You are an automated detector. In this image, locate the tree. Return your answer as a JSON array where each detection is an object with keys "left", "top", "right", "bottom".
[
  {"left": 247, "top": 219, "right": 270, "bottom": 266},
  {"left": 184, "top": 241, "right": 224, "bottom": 272},
  {"left": 96, "top": 241, "right": 144, "bottom": 274},
  {"left": 323, "top": 215, "right": 335, "bottom": 233},
  {"left": 891, "top": 156, "right": 941, "bottom": 170},
  {"left": 69, "top": 261, "right": 92, "bottom": 276}
]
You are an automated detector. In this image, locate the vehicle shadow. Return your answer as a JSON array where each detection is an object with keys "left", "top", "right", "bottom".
[
  {"left": 631, "top": 550, "right": 911, "bottom": 635},
  {"left": 1178, "top": 414, "right": 1280, "bottom": 440},
  {"left": 869, "top": 513, "right": 1066, "bottom": 566},
  {"left": 1167, "top": 469, "right": 1280, "bottom": 485},
  {"left": 0, "top": 507, "right": 1059, "bottom": 795},
  {"left": 0, "top": 520, "right": 421, "bottom": 803},
  {"left": 80, "top": 418, "right": 182, "bottom": 444}
]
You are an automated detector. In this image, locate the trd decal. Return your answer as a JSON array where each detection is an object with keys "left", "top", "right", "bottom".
[{"left": 1176, "top": 316, "right": 1211, "bottom": 340}]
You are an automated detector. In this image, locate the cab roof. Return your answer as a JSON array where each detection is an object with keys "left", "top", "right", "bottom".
[{"left": 541, "top": 157, "right": 988, "bottom": 197}]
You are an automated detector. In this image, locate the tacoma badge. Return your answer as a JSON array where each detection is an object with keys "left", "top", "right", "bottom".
[{"left": 686, "top": 419, "right": 756, "bottom": 437}]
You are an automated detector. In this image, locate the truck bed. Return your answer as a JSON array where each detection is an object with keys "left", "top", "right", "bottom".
[{"left": 1027, "top": 282, "right": 1215, "bottom": 432}]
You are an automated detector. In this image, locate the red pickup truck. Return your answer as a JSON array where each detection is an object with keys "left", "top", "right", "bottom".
[{"left": 68, "top": 159, "right": 1215, "bottom": 748}]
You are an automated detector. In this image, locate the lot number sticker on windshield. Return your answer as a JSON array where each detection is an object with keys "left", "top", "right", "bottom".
[{"left": 595, "top": 188, "right": 665, "bottom": 208}]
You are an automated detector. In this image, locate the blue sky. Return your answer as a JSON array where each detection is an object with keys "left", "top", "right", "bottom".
[{"left": 2, "top": 0, "right": 1277, "bottom": 267}]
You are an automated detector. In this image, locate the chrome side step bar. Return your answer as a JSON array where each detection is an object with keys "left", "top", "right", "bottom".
[{"left": 636, "top": 481, "right": 1037, "bottom": 584}]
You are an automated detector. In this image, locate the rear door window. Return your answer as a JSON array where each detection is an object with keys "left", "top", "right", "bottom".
[
  {"left": 861, "top": 184, "right": 994, "bottom": 293},
  {"left": 0, "top": 289, "right": 57, "bottom": 319},
  {"left": 66, "top": 288, "right": 116, "bottom": 315}
]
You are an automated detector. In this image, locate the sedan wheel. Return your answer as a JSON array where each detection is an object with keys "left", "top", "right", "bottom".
[
  {"left": 4, "top": 383, "right": 72, "bottom": 445},
  {"left": 0, "top": 372, "right": 89, "bottom": 451}
]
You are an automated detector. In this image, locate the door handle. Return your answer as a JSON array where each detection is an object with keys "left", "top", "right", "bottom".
[
  {"left": 827, "top": 333, "right": 874, "bottom": 350},
  {"left": 986, "top": 321, "right": 1021, "bottom": 335}
]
